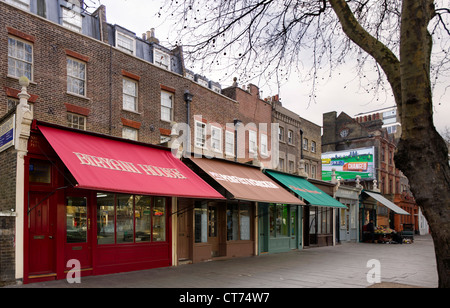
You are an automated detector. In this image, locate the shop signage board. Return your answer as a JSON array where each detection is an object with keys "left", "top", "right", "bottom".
[
  {"left": 0, "top": 115, "right": 15, "bottom": 153},
  {"left": 322, "top": 147, "right": 375, "bottom": 182}
]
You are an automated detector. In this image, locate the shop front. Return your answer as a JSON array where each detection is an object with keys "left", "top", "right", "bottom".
[
  {"left": 23, "top": 122, "right": 223, "bottom": 284},
  {"left": 178, "top": 158, "right": 303, "bottom": 263},
  {"left": 264, "top": 170, "right": 347, "bottom": 248},
  {"left": 335, "top": 186, "right": 361, "bottom": 243},
  {"left": 360, "top": 190, "right": 410, "bottom": 243}
]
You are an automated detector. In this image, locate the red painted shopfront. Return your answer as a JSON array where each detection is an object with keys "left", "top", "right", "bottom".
[{"left": 23, "top": 122, "right": 223, "bottom": 284}]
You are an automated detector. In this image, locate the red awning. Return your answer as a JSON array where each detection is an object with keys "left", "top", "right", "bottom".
[{"left": 38, "top": 125, "right": 224, "bottom": 199}]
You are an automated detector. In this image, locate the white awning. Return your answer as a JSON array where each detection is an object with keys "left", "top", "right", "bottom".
[{"left": 364, "top": 191, "right": 410, "bottom": 215}]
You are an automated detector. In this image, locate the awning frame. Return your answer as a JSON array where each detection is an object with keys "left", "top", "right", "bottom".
[
  {"left": 264, "top": 169, "right": 348, "bottom": 209},
  {"left": 363, "top": 191, "right": 410, "bottom": 215}
]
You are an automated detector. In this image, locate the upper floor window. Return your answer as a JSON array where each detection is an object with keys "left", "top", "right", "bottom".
[
  {"left": 154, "top": 49, "right": 170, "bottom": 70},
  {"left": 303, "top": 138, "right": 309, "bottom": 151},
  {"left": 211, "top": 126, "right": 222, "bottom": 153},
  {"left": 249, "top": 130, "right": 257, "bottom": 154},
  {"left": 122, "top": 127, "right": 138, "bottom": 141},
  {"left": 311, "top": 141, "right": 316, "bottom": 153},
  {"left": 62, "top": 7, "right": 82, "bottom": 33},
  {"left": 67, "top": 112, "right": 86, "bottom": 130},
  {"left": 225, "top": 131, "right": 235, "bottom": 157},
  {"left": 67, "top": 57, "right": 86, "bottom": 97},
  {"left": 278, "top": 126, "right": 284, "bottom": 142},
  {"left": 123, "top": 78, "right": 138, "bottom": 112},
  {"left": 195, "top": 121, "right": 207, "bottom": 148},
  {"left": 4, "top": 0, "right": 30, "bottom": 10},
  {"left": 8, "top": 36, "right": 33, "bottom": 80},
  {"left": 288, "top": 130, "right": 294, "bottom": 144},
  {"left": 116, "top": 32, "right": 135, "bottom": 55},
  {"left": 161, "top": 91, "right": 173, "bottom": 122},
  {"left": 260, "top": 133, "right": 268, "bottom": 157}
]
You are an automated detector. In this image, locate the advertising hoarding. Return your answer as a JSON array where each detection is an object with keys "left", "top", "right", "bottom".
[{"left": 322, "top": 147, "right": 375, "bottom": 182}]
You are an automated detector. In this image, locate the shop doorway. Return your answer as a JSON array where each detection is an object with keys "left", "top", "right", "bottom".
[
  {"left": 177, "top": 203, "right": 192, "bottom": 262},
  {"left": 289, "top": 206, "right": 298, "bottom": 249},
  {"left": 258, "top": 204, "right": 269, "bottom": 254},
  {"left": 28, "top": 192, "right": 57, "bottom": 277},
  {"left": 64, "top": 194, "right": 93, "bottom": 272},
  {"left": 208, "top": 204, "right": 220, "bottom": 257}
]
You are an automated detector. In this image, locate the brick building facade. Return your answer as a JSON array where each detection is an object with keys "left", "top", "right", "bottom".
[{"left": 0, "top": 0, "right": 330, "bottom": 285}]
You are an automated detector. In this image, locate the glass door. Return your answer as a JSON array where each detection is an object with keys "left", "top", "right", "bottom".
[{"left": 65, "top": 195, "right": 92, "bottom": 271}]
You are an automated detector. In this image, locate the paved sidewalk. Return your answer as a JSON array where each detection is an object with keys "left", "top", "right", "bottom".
[{"left": 6, "top": 234, "right": 438, "bottom": 288}]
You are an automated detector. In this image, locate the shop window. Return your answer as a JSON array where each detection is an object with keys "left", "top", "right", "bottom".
[
  {"left": 97, "top": 193, "right": 115, "bottom": 245},
  {"left": 66, "top": 197, "right": 88, "bottom": 244},
  {"left": 153, "top": 197, "right": 166, "bottom": 242},
  {"left": 97, "top": 193, "right": 168, "bottom": 245},
  {"left": 269, "top": 204, "right": 289, "bottom": 238},
  {"left": 194, "top": 202, "right": 208, "bottom": 243},
  {"left": 135, "top": 196, "right": 151, "bottom": 243},
  {"left": 29, "top": 160, "right": 51, "bottom": 184},
  {"left": 116, "top": 194, "right": 134, "bottom": 244},
  {"left": 226, "top": 202, "right": 251, "bottom": 241}
]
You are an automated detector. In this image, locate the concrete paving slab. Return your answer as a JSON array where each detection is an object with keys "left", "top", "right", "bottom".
[{"left": 4, "top": 234, "right": 438, "bottom": 289}]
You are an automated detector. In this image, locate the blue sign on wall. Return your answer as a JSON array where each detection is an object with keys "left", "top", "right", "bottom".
[{"left": 0, "top": 115, "right": 15, "bottom": 153}]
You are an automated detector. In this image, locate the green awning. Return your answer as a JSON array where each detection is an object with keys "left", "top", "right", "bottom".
[{"left": 265, "top": 170, "right": 347, "bottom": 209}]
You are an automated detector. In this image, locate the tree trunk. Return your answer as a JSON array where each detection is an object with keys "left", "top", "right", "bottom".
[
  {"left": 331, "top": 0, "right": 450, "bottom": 287},
  {"left": 396, "top": 0, "right": 450, "bottom": 288}
]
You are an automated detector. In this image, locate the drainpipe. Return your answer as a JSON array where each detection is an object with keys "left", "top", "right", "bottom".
[{"left": 184, "top": 90, "right": 193, "bottom": 156}]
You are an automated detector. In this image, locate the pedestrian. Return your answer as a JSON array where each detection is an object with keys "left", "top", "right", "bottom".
[{"left": 367, "top": 219, "right": 375, "bottom": 243}]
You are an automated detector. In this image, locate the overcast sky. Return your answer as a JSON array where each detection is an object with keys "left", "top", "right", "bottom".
[{"left": 94, "top": 0, "right": 449, "bottom": 134}]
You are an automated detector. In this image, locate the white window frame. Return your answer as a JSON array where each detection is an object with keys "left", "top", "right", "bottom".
[
  {"left": 195, "top": 121, "right": 207, "bottom": 149},
  {"left": 4, "top": 0, "right": 30, "bottom": 10},
  {"left": 288, "top": 130, "right": 294, "bottom": 144},
  {"left": 161, "top": 91, "right": 173, "bottom": 122},
  {"left": 311, "top": 141, "right": 316, "bottom": 153},
  {"left": 154, "top": 49, "right": 170, "bottom": 70},
  {"left": 122, "top": 126, "right": 138, "bottom": 141},
  {"left": 123, "top": 78, "right": 138, "bottom": 112},
  {"left": 303, "top": 138, "right": 309, "bottom": 151},
  {"left": 210, "top": 126, "right": 222, "bottom": 153},
  {"left": 116, "top": 32, "right": 136, "bottom": 55},
  {"left": 67, "top": 112, "right": 86, "bottom": 130},
  {"left": 62, "top": 6, "right": 82, "bottom": 33},
  {"left": 225, "top": 131, "right": 235, "bottom": 157},
  {"left": 278, "top": 126, "right": 284, "bottom": 142},
  {"left": 260, "top": 133, "right": 268, "bottom": 157},
  {"left": 67, "top": 57, "right": 87, "bottom": 97},
  {"left": 249, "top": 130, "right": 257, "bottom": 154},
  {"left": 8, "top": 36, "right": 33, "bottom": 81}
]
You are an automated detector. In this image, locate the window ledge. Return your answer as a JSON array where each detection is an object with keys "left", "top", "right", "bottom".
[{"left": 67, "top": 92, "right": 91, "bottom": 101}]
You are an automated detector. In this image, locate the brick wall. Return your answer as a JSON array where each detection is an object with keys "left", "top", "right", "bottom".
[
  {"left": 0, "top": 1, "right": 238, "bottom": 149},
  {"left": 0, "top": 143, "right": 17, "bottom": 286}
]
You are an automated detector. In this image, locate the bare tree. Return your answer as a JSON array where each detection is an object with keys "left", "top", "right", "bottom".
[{"left": 159, "top": 0, "right": 450, "bottom": 287}]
